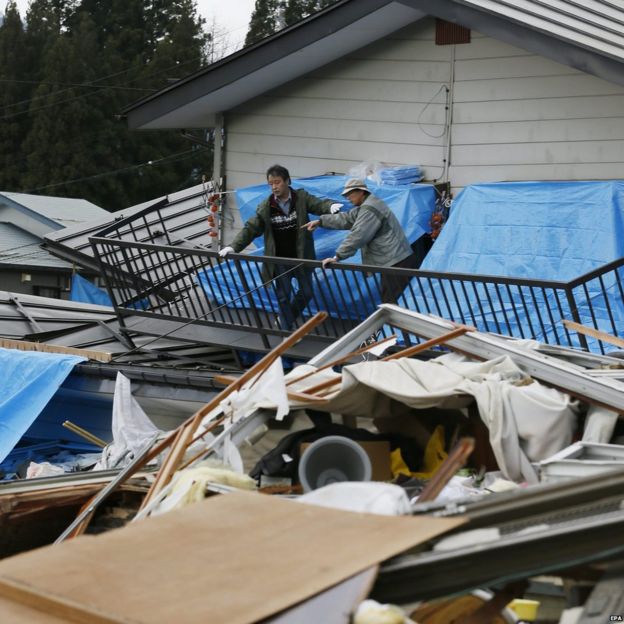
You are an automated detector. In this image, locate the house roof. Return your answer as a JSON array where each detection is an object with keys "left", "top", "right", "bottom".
[
  {"left": 0, "top": 223, "right": 72, "bottom": 270},
  {"left": 0, "top": 192, "right": 108, "bottom": 229},
  {"left": 42, "top": 183, "right": 214, "bottom": 271},
  {"left": 123, "top": 0, "right": 624, "bottom": 130}
]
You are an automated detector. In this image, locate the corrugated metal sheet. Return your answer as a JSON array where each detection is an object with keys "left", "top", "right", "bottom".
[
  {"left": 456, "top": 0, "right": 624, "bottom": 61},
  {"left": 0, "top": 192, "right": 108, "bottom": 228},
  {"left": 43, "top": 184, "right": 218, "bottom": 269},
  {"left": 0, "top": 223, "right": 71, "bottom": 269}
]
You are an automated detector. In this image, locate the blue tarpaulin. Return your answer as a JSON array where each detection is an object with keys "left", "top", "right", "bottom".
[
  {"left": 421, "top": 181, "right": 624, "bottom": 279},
  {"left": 70, "top": 273, "right": 112, "bottom": 306},
  {"left": 0, "top": 348, "right": 86, "bottom": 462},
  {"left": 199, "top": 175, "right": 435, "bottom": 319},
  {"left": 405, "top": 180, "right": 624, "bottom": 346}
]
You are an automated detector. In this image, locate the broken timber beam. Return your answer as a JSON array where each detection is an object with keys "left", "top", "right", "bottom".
[
  {"left": 214, "top": 374, "right": 329, "bottom": 404},
  {"left": 561, "top": 319, "right": 624, "bottom": 351},
  {"left": 0, "top": 338, "right": 111, "bottom": 363},
  {"left": 137, "top": 311, "right": 329, "bottom": 513}
]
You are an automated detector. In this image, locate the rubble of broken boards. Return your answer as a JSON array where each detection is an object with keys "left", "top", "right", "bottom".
[{"left": 3, "top": 308, "right": 624, "bottom": 622}]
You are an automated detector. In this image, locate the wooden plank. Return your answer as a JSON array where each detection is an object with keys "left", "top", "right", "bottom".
[
  {"left": 214, "top": 374, "right": 329, "bottom": 404},
  {"left": 455, "top": 55, "right": 579, "bottom": 80},
  {"left": 454, "top": 74, "right": 624, "bottom": 102},
  {"left": 453, "top": 94, "right": 624, "bottom": 123},
  {"left": 448, "top": 163, "right": 624, "bottom": 190},
  {"left": 452, "top": 140, "right": 624, "bottom": 167},
  {"left": 0, "top": 492, "right": 465, "bottom": 624},
  {"left": 0, "top": 576, "right": 127, "bottom": 624},
  {"left": 0, "top": 338, "right": 111, "bottom": 363},
  {"left": 307, "top": 57, "right": 451, "bottom": 82},
  {"left": 233, "top": 95, "right": 442, "bottom": 124},
  {"left": 561, "top": 319, "right": 624, "bottom": 350},
  {"left": 139, "top": 312, "right": 329, "bottom": 511},
  {"left": 417, "top": 438, "right": 475, "bottom": 503},
  {"left": 304, "top": 326, "right": 472, "bottom": 395},
  {"left": 229, "top": 112, "right": 445, "bottom": 145},
  {"left": 452, "top": 117, "right": 624, "bottom": 145}
]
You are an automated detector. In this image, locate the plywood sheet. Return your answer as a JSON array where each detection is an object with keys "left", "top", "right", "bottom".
[{"left": 0, "top": 492, "right": 465, "bottom": 624}]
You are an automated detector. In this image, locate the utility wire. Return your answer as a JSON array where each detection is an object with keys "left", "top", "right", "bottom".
[
  {"left": 0, "top": 78, "right": 155, "bottom": 92},
  {"left": 0, "top": 61, "right": 156, "bottom": 114},
  {"left": 0, "top": 12, "right": 254, "bottom": 116},
  {"left": 0, "top": 53, "right": 206, "bottom": 119},
  {"left": 23, "top": 147, "right": 208, "bottom": 193}
]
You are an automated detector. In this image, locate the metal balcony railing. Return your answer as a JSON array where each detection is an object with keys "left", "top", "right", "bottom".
[
  {"left": 89, "top": 231, "right": 624, "bottom": 355},
  {"left": 86, "top": 194, "right": 624, "bottom": 354}
]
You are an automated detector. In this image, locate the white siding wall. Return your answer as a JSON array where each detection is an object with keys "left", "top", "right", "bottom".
[
  {"left": 223, "top": 20, "right": 449, "bottom": 235},
  {"left": 222, "top": 18, "right": 624, "bottom": 231},
  {"left": 450, "top": 31, "right": 624, "bottom": 188}
]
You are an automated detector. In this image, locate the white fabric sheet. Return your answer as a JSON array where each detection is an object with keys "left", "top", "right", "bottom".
[{"left": 314, "top": 353, "right": 579, "bottom": 483}]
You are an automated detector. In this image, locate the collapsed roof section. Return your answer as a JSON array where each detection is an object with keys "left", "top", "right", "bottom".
[{"left": 42, "top": 183, "right": 215, "bottom": 272}]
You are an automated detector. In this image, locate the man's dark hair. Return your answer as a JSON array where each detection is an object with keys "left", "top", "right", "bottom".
[{"left": 266, "top": 164, "right": 291, "bottom": 183}]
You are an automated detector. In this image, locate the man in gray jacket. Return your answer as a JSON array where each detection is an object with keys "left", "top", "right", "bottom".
[
  {"left": 304, "top": 177, "right": 418, "bottom": 303},
  {"left": 219, "top": 164, "right": 341, "bottom": 329}
]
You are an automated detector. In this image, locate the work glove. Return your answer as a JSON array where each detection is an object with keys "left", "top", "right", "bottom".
[
  {"left": 218, "top": 246, "right": 234, "bottom": 257},
  {"left": 330, "top": 203, "right": 343, "bottom": 214}
]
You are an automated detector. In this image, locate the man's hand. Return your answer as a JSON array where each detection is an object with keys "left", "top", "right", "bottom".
[
  {"left": 218, "top": 246, "right": 234, "bottom": 257},
  {"left": 322, "top": 256, "right": 338, "bottom": 268},
  {"left": 301, "top": 220, "right": 320, "bottom": 232},
  {"left": 329, "top": 203, "right": 343, "bottom": 214}
]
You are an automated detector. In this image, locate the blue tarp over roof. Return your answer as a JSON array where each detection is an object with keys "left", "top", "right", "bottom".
[
  {"left": 0, "top": 348, "right": 86, "bottom": 462},
  {"left": 404, "top": 180, "right": 624, "bottom": 347},
  {"left": 421, "top": 180, "right": 624, "bottom": 279},
  {"left": 70, "top": 273, "right": 113, "bottom": 306},
  {"left": 199, "top": 175, "right": 435, "bottom": 319}
]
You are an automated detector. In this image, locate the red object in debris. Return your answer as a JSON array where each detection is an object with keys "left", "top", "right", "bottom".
[{"left": 430, "top": 213, "right": 444, "bottom": 240}]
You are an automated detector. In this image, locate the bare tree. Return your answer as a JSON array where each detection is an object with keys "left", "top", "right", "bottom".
[{"left": 204, "top": 15, "right": 233, "bottom": 62}]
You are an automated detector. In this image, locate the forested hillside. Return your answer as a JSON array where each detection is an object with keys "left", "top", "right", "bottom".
[
  {"left": 0, "top": 0, "right": 337, "bottom": 210},
  {"left": 246, "top": 0, "right": 336, "bottom": 46},
  {"left": 0, "top": 0, "right": 210, "bottom": 210}
]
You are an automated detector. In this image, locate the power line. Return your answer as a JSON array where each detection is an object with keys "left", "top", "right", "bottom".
[
  {"left": 0, "top": 12, "right": 252, "bottom": 116},
  {"left": 0, "top": 78, "right": 155, "bottom": 93},
  {"left": 0, "top": 54, "right": 206, "bottom": 119},
  {"left": 0, "top": 62, "right": 154, "bottom": 114},
  {"left": 22, "top": 147, "right": 209, "bottom": 193}
]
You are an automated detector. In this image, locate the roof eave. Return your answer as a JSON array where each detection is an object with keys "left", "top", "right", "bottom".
[
  {"left": 401, "top": 0, "right": 624, "bottom": 87},
  {"left": 125, "top": 0, "right": 425, "bottom": 130}
]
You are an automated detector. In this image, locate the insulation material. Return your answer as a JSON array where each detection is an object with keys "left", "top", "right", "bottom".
[{"left": 94, "top": 372, "right": 160, "bottom": 471}]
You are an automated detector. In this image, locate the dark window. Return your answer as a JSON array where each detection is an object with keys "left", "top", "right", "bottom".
[{"left": 33, "top": 285, "right": 61, "bottom": 299}]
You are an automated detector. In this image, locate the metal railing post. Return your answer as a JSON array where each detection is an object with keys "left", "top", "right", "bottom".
[
  {"left": 233, "top": 256, "right": 271, "bottom": 349},
  {"left": 565, "top": 284, "right": 589, "bottom": 351}
]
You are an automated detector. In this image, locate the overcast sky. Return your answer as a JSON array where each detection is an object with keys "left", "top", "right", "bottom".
[
  {"left": 11, "top": 0, "right": 256, "bottom": 52},
  {"left": 199, "top": 0, "right": 256, "bottom": 51}
]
